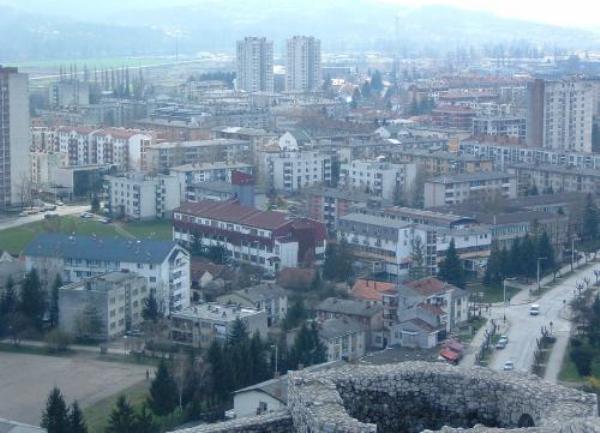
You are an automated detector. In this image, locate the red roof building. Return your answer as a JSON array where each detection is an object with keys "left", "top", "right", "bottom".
[{"left": 173, "top": 200, "right": 326, "bottom": 273}]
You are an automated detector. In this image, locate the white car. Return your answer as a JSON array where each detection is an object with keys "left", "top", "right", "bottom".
[
  {"left": 529, "top": 304, "right": 540, "bottom": 316},
  {"left": 503, "top": 360, "right": 514, "bottom": 371}
]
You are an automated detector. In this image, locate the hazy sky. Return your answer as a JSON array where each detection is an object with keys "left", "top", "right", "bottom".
[{"left": 0, "top": 0, "right": 598, "bottom": 29}]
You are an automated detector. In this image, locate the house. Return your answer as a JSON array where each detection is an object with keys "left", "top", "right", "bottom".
[
  {"left": 170, "top": 303, "right": 268, "bottom": 349},
  {"left": 190, "top": 259, "right": 226, "bottom": 301},
  {"left": 319, "top": 317, "right": 367, "bottom": 362},
  {"left": 217, "top": 283, "right": 288, "bottom": 326},
  {"left": 314, "top": 297, "right": 384, "bottom": 348},
  {"left": 233, "top": 377, "right": 288, "bottom": 418},
  {"left": 24, "top": 233, "right": 190, "bottom": 315},
  {"left": 350, "top": 279, "right": 396, "bottom": 304}
]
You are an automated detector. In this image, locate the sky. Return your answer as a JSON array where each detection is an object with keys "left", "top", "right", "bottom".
[{"left": 0, "top": 0, "right": 598, "bottom": 29}]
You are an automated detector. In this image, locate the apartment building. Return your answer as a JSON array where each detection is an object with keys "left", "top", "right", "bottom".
[
  {"left": 216, "top": 283, "right": 288, "bottom": 327},
  {"left": 170, "top": 161, "right": 253, "bottom": 198},
  {"left": 24, "top": 234, "right": 190, "bottom": 314},
  {"left": 340, "top": 159, "right": 417, "bottom": 201},
  {"left": 173, "top": 200, "right": 326, "bottom": 273},
  {"left": 319, "top": 318, "right": 367, "bottom": 362},
  {"left": 527, "top": 79, "right": 593, "bottom": 152},
  {"left": 170, "top": 303, "right": 268, "bottom": 349},
  {"left": 144, "top": 139, "right": 252, "bottom": 173},
  {"left": 58, "top": 271, "right": 148, "bottom": 340},
  {"left": 507, "top": 163, "right": 600, "bottom": 196},
  {"left": 460, "top": 139, "right": 600, "bottom": 171},
  {"left": 304, "top": 187, "right": 378, "bottom": 232},
  {"left": 472, "top": 116, "right": 526, "bottom": 141},
  {"left": 285, "top": 36, "right": 322, "bottom": 93},
  {"left": 0, "top": 66, "right": 30, "bottom": 207},
  {"left": 236, "top": 37, "right": 274, "bottom": 92},
  {"left": 105, "top": 172, "right": 181, "bottom": 220},
  {"left": 431, "top": 106, "right": 475, "bottom": 130},
  {"left": 55, "top": 126, "right": 153, "bottom": 171},
  {"left": 262, "top": 149, "right": 331, "bottom": 192},
  {"left": 424, "top": 172, "right": 517, "bottom": 208},
  {"left": 337, "top": 210, "right": 491, "bottom": 276},
  {"left": 390, "top": 149, "right": 493, "bottom": 176}
]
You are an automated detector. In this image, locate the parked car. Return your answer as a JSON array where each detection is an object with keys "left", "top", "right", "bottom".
[
  {"left": 80, "top": 212, "right": 93, "bottom": 219},
  {"left": 495, "top": 340, "right": 507, "bottom": 349},
  {"left": 43, "top": 204, "right": 57, "bottom": 211},
  {"left": 56, "top": 200, "right": 64, "bottom": 206},
  {"left": 100, "top": 217, "right": 112, "bottom": 224},
  {"left": 503, "top": 360, "right": 514, "bottom": 371},
  {"left": 18, "top": 211, "right": 28, "bottom": 217},
  {"left": 529, "top": 304, "right": 540, "bottom": 316},
  {"left": 44, "top": 213, "right": 59, "bottom": 219}
]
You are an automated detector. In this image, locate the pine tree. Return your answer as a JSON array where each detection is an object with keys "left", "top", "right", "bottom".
[
  {"left": 134, "top": 405, "right": 159, "bottom": 433},
  {"left": 69, "top": 401, "right": 88, "bottom": 433},
  {"left": 289, "top": 322, "right": 327, "bottom": 369},
  {"left": 283, "top": 298, "right": 307, "bottom": 330},
  {"left": 483, "top": 241, "right": 502, "bottom": 286},
  {"left": 228, "top": 318, "right": 248, "bottom": 346},
  {"left": 250, "top": 332, "right": 269, "bottom": 383},
  {"left": 19, "top": 268, "right": 46, "bottom": 329},
  {"left": 1, "top": 276, "right": 17, "bottom": 315},
  {"left": 583, "top": 193, "right": 599, "bottom": 241},
  {"left": 370, "top": 70, "right": 383, "bottom": 93},
  {"left": 536, "top": 231, "right": 556, "bottom": 274},
  {"left": 147, "top": 359, "right": 178, "bottom": 416},
  {"left": 207, "top": 341, "right": 231, "bottom": 402},
  {"left": 141, "top": 292, "right": 160, "bottom": 323},
  {"left": 437, "top": 239, "right": 465, "bottom": 288},
  {"left": 520, "top": 235, "right": 537, "bottom": 279},
  {"left": 508, "top": 238, "right": 522, "bottom": 277},
  {"left": 106, "top": 396, "right": 136, "bottom": 433},
  {"left": 49, "top": 274, "right": 63, "bottom": 328},
  {"left": 41, "top": 387, "right": 70, "bottom": 433}
]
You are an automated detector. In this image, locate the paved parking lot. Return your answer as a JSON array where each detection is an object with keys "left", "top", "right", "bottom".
[{"left": 0, "top": 352, "right": 149, "bottom": 425}]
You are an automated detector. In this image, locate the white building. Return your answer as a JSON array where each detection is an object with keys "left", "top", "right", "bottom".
[
  {"left": 170, "top": 161, "right": 253, "bottom": 198},
  {"left": 24, "top": 233, "right": 190, "bottom": 315},
  {"left": 424, "top": 172, "right": 517, "bottom": 208},
  {"left": 262, "top": 149, "right": 331, "bottom": 192},
  {"left": 340, "top": 159, "right": 417, "bottom": 201},
  {"left": 285, "top": 36, "right": 322, "bottom": 93},
  {"left": 0, "top": 66, "right": 30, "bottom": 208},
  {"left": 319, "top": 318, "right": 367, "bottom": 362},
  {"left": 527, "top": 79, "right": 593, "bottom": 153},
  {"left": 30, "top": 151, "right": 68, "bottom": 188},
  {"left": 105, "top": 172, "right": 181, "bottom": 220},
  {"left": 170, "top": 303, "right": 268, "bottom": 349},
  {"left": 236, "top": 37, "right": 274, "bottom": 93}
]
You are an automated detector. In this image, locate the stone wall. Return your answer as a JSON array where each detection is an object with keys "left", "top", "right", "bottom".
[
  {"left": 173, "top": 362, "right": 600, "bottom": 433},
  {"left": 174, "top": 411, "right": 292, "bottom": 433}
]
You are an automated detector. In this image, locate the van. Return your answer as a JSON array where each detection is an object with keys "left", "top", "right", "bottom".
[{"left": 529, "top": 304, "right": 540, "bottom": 316}]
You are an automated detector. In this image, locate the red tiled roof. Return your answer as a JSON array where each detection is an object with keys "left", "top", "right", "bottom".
[
  {"left": 351, "top": 279, "right": 395, "bottom": 302},
  {"left": 176, "top": 200, "right": 290, "bottom": 231},
  {"left": 190, "top": 258, "right": 226, "bottom": 280},
  {"left": 406, "top": 277, "right": 455, "bottom": 297},
  {"left": 440, "top": 348, "right": 460, "bottom": 361},
  {"left": 417, "top": 302, "right": 446, "bottom": 317}
]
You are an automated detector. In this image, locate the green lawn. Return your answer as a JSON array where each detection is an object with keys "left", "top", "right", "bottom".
[
  {"left": 469, "top": 282, "right": 520, "bottom": 304},
  {"left": 83, "top": 381, "right": 150, "bottom": 433},
  {"left": 122, "top": 220, "right": 173, "bottom": 241},
  {"left": 558, "top": 340, "right": 600, "bottom": 383},
  {"left": 0, "top": 216, "right": 174, "bottom": 255}
]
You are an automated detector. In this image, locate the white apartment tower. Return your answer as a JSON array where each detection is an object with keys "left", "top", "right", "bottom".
[
  {"left": 0, "top": 66, "right": 30, "bottom": 208},
  {"left": 527, "top": 79, "right": 593, "bottom": 153},
  {"left": 285, "top": 36, "right": 321, "bottom": 93},
  {"left": 236, "top": 37, "right": 274, "bottom": 92}
]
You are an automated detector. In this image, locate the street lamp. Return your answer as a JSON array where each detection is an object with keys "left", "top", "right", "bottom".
[{"left": 537, "top": 257, "right": 547, "bottom": 293}]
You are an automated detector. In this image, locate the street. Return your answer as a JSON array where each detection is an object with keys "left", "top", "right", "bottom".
[
  {"left": 489, "top": 262, "right": 598, "bottom": 378},
  {"left": 0, "top": 204, "right": 90, "bottom": 231}
]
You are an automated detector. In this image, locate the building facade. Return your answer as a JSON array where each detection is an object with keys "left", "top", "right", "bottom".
[
  {"left": 340, "top": 160, "right": 417, "bottom": 201},
  {"left": 24, "top": 234, "right": 190, "bottom": 314},
  {"left": 236, "top": 37, "right": 274, "bottom": 93},
  {"left": 285, "top": 36, "right": 322, "bottom": 93},
  {"left": 0, "top": 66, "right": 30, "bottom": 207}
]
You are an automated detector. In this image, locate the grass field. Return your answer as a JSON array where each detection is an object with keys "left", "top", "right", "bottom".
[
  {"left": 0, "top": 216, "right": 173, "bottom": 255},
  {"left": 469, "top": 282, "right": 521, "bottom": 304},
  {"left": 83, "top": 381, "right": 150, "bottom": 433},
  {"left": 121, "top": 220, "right": 172, "bottom": 241}
]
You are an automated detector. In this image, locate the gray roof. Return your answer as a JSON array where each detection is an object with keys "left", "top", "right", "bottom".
[
  {"left": 24, "top": 233, "right": 181, "bottom": 264},
  {"left": 316, "top": 297, "right": 382, "bottom": 318},
  {"left": 429, "top": 171, "right": 513, "bottom": 184},
  {"left": 0, "top": 418, "right": 45, "bottom": 433},
  {"left": 509, "top": 163, "right": 600, "bottom": 178},
  {"left": 339, "top": 213, "right": 411, "bottom": 230},
  {"left": 319, "top": 318, "right": 365, "bottom": 340},
  {"left": 235, "top": 376, "right": 288, "bottom": 403}
]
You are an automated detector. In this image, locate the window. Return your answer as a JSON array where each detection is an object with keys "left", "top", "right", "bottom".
[{"left": 150, "top": 277, "right": 156, "bottom": 283}]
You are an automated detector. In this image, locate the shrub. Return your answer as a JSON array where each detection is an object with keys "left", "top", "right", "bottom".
[{"left": 571, "top": 345, "right": 594, "bottom": 377}]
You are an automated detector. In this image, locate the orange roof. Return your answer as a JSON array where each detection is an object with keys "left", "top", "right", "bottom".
[
  {"left": 351, "top": 279, "right": 395, "bottom": 302},
  {"left": 406, "top": 277, "right": 455, "bottom": 297}
]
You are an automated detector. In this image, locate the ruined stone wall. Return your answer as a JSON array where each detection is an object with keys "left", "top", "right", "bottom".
[{"left": 173, "top": 362, "right": 600, "bottom": 433}]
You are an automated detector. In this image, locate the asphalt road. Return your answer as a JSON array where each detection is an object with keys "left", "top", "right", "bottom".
[
  {"left": 0, "top": 204, "right": 90, "bottom": 231},
  {"left": 490, "top": 263, "right": 598, "bottom": 375}
]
